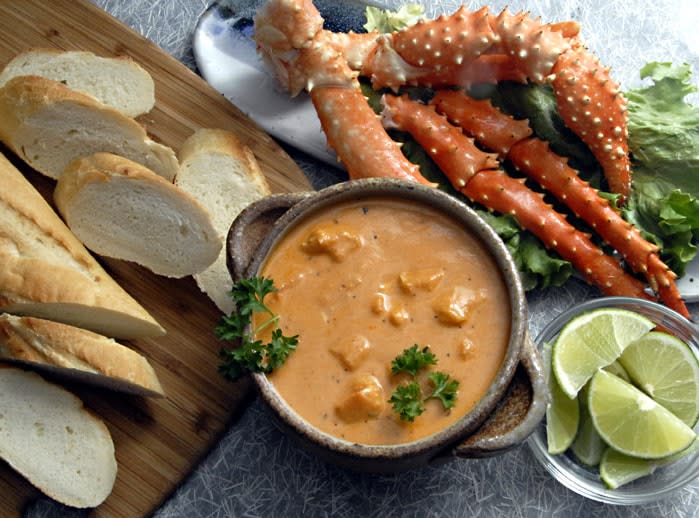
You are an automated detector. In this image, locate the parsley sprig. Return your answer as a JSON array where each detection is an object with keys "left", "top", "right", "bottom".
[
  {"left": 215, "top": 277, "right": 298, "bottom": 381},
  {"left": 388, "top": 345, "right": 460, "bottom": 422},
  {"left": 391, "top": 345, "right": 436, "bottom": 376}
]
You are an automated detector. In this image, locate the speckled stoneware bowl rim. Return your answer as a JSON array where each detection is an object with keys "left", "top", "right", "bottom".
[{"left": 234, "top": 178, "right": 528, "bottom": 462}]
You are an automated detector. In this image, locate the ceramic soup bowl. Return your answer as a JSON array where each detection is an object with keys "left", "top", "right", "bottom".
[{"left": 227, "top": 179, "right": 547, "bottom": 472}]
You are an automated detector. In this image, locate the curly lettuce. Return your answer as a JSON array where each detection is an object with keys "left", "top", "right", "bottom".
[
  {"left": 363, "top": 4, "right": 424, "bottom": 33},
  {"left": 624, "top": 62, "right": 699, "bottom": 275}
]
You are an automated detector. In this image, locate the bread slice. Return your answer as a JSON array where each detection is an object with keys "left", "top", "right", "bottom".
[
  {"left": 0, "top": 314, "right": 164, "bottom": 397},
  {"left": 0, "top": 75, "right": 177, "bottom": 181},
  {"left": 0, "top": 152, "right": 165, "bottom": 339},
  {"left": 0, "top": 366, "right": 117, "bottom": 508},
  {"left": 55, "top": 152, "right": 222, "bottom": 278},
  {"left": 176, "top": 128, "right": 271, "bottom": 313},
  {"left": 0, "top": 48, "right": 155, "bottom": 117}
]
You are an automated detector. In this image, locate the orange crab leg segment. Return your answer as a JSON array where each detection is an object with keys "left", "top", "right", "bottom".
[
  {"left": 381, "top": 94, "right": 651, "bottom": 301},
  {"left": 312, "top": 87, "right": 434, "bottom": 185},
  {"left": 465, "top": 170, "right": 650, "bottom": 300},
  {"left": 382, "top": 94, "right": 499, "bottom": 186},
  {"left": 431, "top": 90, "right": 533, "bottom": 155},
  {"left": 391, "top": 7, "right": 497, "bottom": 69},
  {"left": 432, "top": 90, "right": 687, "bottom": 317},
  {"left": 551, "top": 46, "right": 631, "bottom": 199},
  {"left": 509, "top": 139, "right": 689, "bottom": 318}
]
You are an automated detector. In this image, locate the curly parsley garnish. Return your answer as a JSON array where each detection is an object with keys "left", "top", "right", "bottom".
[
  {"left": 388, "top": 381, "right": 425, "bottom": 421},
  {"left": 215, "top": 277, "right": 298, "bottom": 381},
  {"left": 391, "top": 344, "right": 437, "bottom": 376},
  {"left": 388, "top": 345, "right": 460, "bottom": 421},
  {"left": 426, "top": 371, "right": 459, "bottom": 409}
]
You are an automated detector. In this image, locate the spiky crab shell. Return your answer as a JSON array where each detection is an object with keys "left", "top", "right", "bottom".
[
  {"left": 431, "top": 89, "right": 533, "bottom": 155},
  {"left": 312, "top": 87, "right": 431, "bottom": 185},
  {"left": 253, "top": 0, "right": 323, "bottom": 53},
  {"left": 552, "top": 45, "right": 631, "bottom": 199},
  {"left": 391, "top": 6, "right": 496, "bottom": 69},
  {"left": 490, "top": 8, "right": 571, "bottom": 83}
]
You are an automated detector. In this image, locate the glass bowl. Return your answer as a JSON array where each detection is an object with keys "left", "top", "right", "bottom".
[{"left": 527, "top": 296, "right": 699, "bottom": 504}]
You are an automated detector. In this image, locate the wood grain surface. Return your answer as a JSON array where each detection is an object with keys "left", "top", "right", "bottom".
[{"left": 0, "top": 0, "right": 311, "bottom": 516}]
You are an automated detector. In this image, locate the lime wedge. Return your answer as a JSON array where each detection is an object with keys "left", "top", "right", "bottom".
[
  {"left": 604, "top": 360, "right": 630, "bottom": 382},
  {"left": 619, "top": 331, "right": 699, "bottom": 427},
  {"left": 599, "top": 447, "right": 654, "bottom": 489},
  {"left": 577, "top": 361, "right": 629, "bottom": 406},
  {"left": 552, "top": 308, "right": 654, "bottom": 398},
  {"left": 543, "top": 342, "right": 580, "bottom": 454},
  {"left": 571, "top": 403, "right": 605, "bottom": 466},
  {"left": 600, "top": 437, "right": 699, "bottom": 489},
  {"left": 588, "top": 370, "right": 696, "bottom": 459}
]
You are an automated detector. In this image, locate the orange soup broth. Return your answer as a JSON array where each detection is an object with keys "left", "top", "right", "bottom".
[{"left": 257, "top": 198, "right": 511, "bottom": 445}]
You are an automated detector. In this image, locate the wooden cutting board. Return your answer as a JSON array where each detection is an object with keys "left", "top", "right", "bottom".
[{"left": 0, "top": 0, "right": 312, "bottom": 516}]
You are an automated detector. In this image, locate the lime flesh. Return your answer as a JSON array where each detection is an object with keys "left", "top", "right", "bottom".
[
  {"left": 552, "top": 308, "right": 654, "bottom": 398},
  {"left": 544, "top": 342, "right": 580, "bottom": 454},
  {"left": 600, "top": 437, "right": 699, "bottom": 489},
  {"left": 546, "top": 370, "right": 580, "bottom": 454},
  {"left": 588, "top": 370, "right": 696, "bottom": 459},
  {"left": 570, "top": 403, "right": 605, "bottom": 466},
  {"left": 619, "top": 331, "right": 699, "bottom": 427}
]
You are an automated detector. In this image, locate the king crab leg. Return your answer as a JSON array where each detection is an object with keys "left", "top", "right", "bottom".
[
  {"left": 381, "top": 94, "right": 651, "bottom": 302},
  {"left": 431, "top": 90, "right": 688, "bottom": 317},
  {"left": 313, "top": 86, "right": 433, "bottom": 185},
  {"left": 254, "top": 0, "right": 631, "bottom": 199},
  {"left": 252, "top": 0, "right": 690, "bottom": 314}
]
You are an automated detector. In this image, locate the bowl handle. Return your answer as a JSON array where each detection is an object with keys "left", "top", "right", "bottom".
[
  {"left": 451, "top": 333, "right": 549, "bottom": 458},
  {"left": 227, "top": 192, "right": 312, "bottom": 280}
]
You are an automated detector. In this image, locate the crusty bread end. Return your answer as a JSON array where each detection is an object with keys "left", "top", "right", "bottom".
[{"left": 0, "top": 151, "right": 165, "bottom": 339}]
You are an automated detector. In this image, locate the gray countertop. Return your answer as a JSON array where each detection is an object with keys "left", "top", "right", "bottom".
[{"left": 26, "top": 1, "right": 699, "bottom": 516}]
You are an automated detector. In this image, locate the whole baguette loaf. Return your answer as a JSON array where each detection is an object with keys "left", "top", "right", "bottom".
[
  {"left": 55, "top": 152, "right": 222, "bottom": 278},
  {"left": 176, "top": 128, "right": 271, "bottom": 313},
  {"left": 0, "top": 75, "right": 178, "bottom": 181},
  {"left": 0, "top": 48, "right": 155, "bottom": 117},
  {"left": 0, "top": 151, "right": 165, "bottom": 339},
  {"left": 0, "top": 366, "right": 117, "bottom": 508},
  {"left": 0, "top": 314, "right": 164, "bottom": 397}
]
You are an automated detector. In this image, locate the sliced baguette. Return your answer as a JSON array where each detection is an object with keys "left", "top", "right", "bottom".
[
  {"left": 0, "top": 75, "right": 178, "bottom": 181},
  {"left": 0, "top": 314, "right": 164, "bottom": 397},
  {"left": 176, "top": 128, "right": 271, "bottom": 313},
  {"left": 0, "top": 366, "right": 117, "bottom": 508},
  {"left": 0, "top": 48, "right": 155, "bottom": 117},
  {"left": 55, "top": 152, "right": 222, "bottom": 278},
  {"left": 0, "top": 152, "right": 165, "bottom": 339}
]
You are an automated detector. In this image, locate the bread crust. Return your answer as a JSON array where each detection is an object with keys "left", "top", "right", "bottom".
[
  {"left": 177, "top": 128, "right": 270, "bottom": 192},
  {"left": 0, "top": 314, "right": 164, "bottom": 397},
  {"left": 0, "top": 151, "right": 165, "bottom": 338},
  {"left": 55, "top": 152, "right": 222, "bottom": 278},
  {"left": 0, "top": 75, "right": 177, "bottom": 180},
  {"left": 176, "top": 129, "right": 271, "bottom": 312},
  {"left": 0, "top": 47, "right": 155, "bottom": 117}
]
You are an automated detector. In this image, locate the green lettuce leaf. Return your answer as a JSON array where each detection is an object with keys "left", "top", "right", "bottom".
[
  {"left": 625, "top": 62, "right": 699, "bottom": 275},
  {"left": 363, "top": 4, "right": 424, "bottom": 33},
  {"left": 494, "top": 82, "right": 600, "bottom": 176}
]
